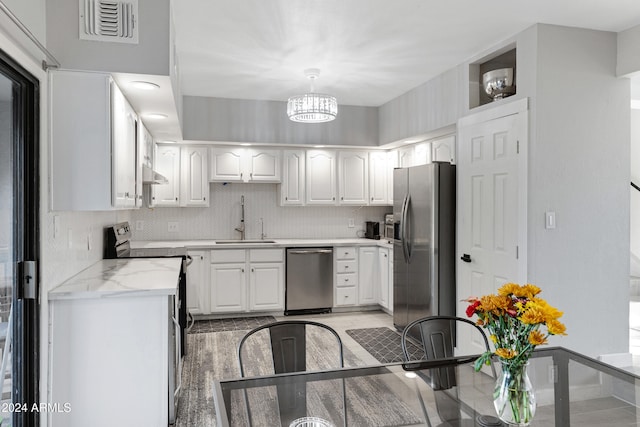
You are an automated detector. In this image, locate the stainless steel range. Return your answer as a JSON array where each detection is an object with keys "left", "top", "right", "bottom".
[{"left": 104, "top": 222, "right": 188, "bottom": 425}]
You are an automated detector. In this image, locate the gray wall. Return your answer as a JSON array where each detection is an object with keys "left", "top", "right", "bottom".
[
  {"left": 617, "top": 23, "right": 640, "bottom": 77},
  {"left": 46, "top": 0, "right": 171, "bottom": 75},
  {"left": 378, "top": 66, "right": 463, "bottom": 144},
  {"left": 183, "top": 96, "right": 378, "bottom": 146},
  {"left": 528, "top": 25, "right": 630, "bottom": 356}
]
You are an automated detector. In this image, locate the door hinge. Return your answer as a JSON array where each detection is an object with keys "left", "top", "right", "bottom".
[
  {"left": 516, "top": 246, "right": 519, "bottom": 260},
  {"left": 517, "top": 140, "right": 520, "bottom": 154},
  {"left": 18, "top": 260, "right": 37, "bottom": 300}
]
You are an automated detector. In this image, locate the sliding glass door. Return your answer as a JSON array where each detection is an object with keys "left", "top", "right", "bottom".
[{"left": 0, "top": 49, "right": 39, "bottom": 427}]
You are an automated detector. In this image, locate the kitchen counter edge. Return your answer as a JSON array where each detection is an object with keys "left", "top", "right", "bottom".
[
  {"left": 131, "top": 238, "right": 394, "bottom": 251},
  {"left": 49, "top": 258, "right": 182, "bottom": 300}
]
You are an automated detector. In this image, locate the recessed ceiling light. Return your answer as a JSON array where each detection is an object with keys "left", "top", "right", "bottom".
[
  {"left": 241, "top": 143, "right": 251, "bottom": 146},
  {"left": 143, "top": 113, "right": 168, "bottom": 120},
  {"left": 131, "top": 81, "right": 160, "bottom": 90},
  {"left": 314, "top": 145, "right": 325, "bottom": 148}
]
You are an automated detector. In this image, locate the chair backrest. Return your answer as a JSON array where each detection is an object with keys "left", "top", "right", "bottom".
[
  {"left": 237, "top": 320, "right": 344, "bottom": 377},
  {"left": 401, "top": 315, "right": 493, "bottom": 391}
]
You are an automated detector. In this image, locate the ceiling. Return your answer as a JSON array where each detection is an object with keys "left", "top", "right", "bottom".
[{"left": 172, "top": 0, "right": 640, "bottom": 108}]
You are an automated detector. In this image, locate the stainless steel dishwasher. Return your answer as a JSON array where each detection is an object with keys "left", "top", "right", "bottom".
[{"left": 285, "top": 247, "right": 333, "bottom": 315}]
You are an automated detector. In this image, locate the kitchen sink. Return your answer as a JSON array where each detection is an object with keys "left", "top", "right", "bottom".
[{"left": 215, "top": 240, "right": 276, "bottom": 244}]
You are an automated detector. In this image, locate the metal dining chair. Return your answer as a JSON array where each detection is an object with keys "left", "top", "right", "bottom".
[
  {"left": 237, "top": 320, "right": 347, "bottom": 426},
  {"left": 401, "top": 315, "right": 497, "bottom": 427}
]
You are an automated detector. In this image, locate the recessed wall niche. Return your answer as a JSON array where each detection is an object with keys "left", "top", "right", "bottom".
[{"left": 469, "top": 46, "right": 516, "bottom": 109}]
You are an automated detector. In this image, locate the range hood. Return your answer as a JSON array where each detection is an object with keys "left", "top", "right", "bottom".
[{"left": 142, "top": 165, "right": 168, "bottom": 185}]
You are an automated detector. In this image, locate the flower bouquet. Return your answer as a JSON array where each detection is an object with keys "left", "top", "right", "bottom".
[{"left": 466, "top": 283, "right": 566, "bottom": 426}]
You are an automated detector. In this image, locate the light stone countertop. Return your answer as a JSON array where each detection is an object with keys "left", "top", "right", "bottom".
[
  {"left": 130, "top": 238, "right": 394, "bottom": 250},
  {"left": 49, "top": 258, "right": 182, "bottom": 300}
]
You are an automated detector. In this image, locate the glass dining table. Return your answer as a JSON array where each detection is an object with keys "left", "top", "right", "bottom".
[{"left": 213, "top": 347, "right": 640, "bottom": 426}]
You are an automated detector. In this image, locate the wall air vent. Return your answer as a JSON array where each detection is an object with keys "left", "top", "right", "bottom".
[{"left": 79, "top": 0, "right": 138, "bottom": 44}]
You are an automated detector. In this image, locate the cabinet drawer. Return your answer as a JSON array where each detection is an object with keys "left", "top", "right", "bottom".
[
  {"left": 335, "top": 247, "right": 356, "bottom": 260},
  {"left": 336, "top": 272, "right": 357, "bottom": 287},
  {"left": 335, "top": 287, "right": 357, "bottom": 306},
  {"left": 210, "top": 249, "right": 245, "bottom": 263},
  {"left": 336, "top": 260, "right": 357, "bottom": 274},
  {"left": 249, "top": 249, "right": 284, "bottom": 262}
]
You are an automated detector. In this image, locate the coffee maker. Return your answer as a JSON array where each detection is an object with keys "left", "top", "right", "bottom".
[{"left": 365, "top": 221, "right": 380, "bottom": 239}]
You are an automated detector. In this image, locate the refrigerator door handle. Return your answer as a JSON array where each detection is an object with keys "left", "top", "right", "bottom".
[{"left": 401, "top": 194, "right": 411, "bottom": 262}]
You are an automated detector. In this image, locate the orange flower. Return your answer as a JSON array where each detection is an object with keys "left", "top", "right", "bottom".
[
  {"left": 528, "top": 330, "right": 547, "bottom": 345},
  {"left": 479, "top": 294, "right": 512, "bottom": 315},
  {"left": 546, "top": 319, "right": 567, "bottom": 336},
  {"left": 520, "top": 284, "right": 542, "bottom": 299},
  {"left": 495, "top": 348, "right": 517, "bottom": 359},
  {"left": 498, "top": 283, "right": 521, "bottom": 297}
]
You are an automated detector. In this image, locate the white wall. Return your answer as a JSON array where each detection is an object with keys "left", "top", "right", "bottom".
[
  {"left": 528, "top": 25, "right": 630, "bottom": 357},
  {"left": 124, "top": 184, "right": 390, "bottom": 240}
]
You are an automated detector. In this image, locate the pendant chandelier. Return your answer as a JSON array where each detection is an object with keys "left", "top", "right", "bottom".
[{"left": 287, "top": 69, "right": 338, "bottom": 123}]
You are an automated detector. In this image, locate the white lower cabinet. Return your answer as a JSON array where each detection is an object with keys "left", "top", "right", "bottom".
[
  {"left": 358, "top": 246, "right": 378, "bottom": 305},
  {"left": 378, "top": 247, "right": 391, "bottom": 310},
  {"left": 186, "top": 250, "right": 209, "bottom": 315},
  {"left": 334, "top": 246, "right": 358, "bottom": 307},
  {"left": 249, "top": 262, "right": 284, "bottom": 310},
  {"left": 210, "top": 249, "right": 284, "bottom": 313}
]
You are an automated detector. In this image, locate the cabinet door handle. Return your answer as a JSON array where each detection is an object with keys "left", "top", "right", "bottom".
[
  {"left": 204, "top": 197, "right": 206, "bottom": 201},
  {"left": 241, "top": 268, "right": 245, "bottom": 273},
  {"left": 175, "top": 197, "right": 178, "bottom": 201},
  {"left": 251, "top": 268, "right": 254, "bottom": 272},
  {"left": 345, "top": 278, "right": 349, "bottom": 282}
]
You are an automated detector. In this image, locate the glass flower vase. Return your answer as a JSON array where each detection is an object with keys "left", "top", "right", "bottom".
[{"left": 493, "top": 360, "right": 536, "bottom": 426}]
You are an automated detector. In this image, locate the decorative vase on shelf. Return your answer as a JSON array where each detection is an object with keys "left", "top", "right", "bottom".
[{"left": 493, "top": 360, "right": 536, "bottom": 426}]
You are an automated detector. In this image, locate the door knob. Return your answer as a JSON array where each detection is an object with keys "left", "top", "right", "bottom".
[{"left": 461, "top": 254, "right": 472, "bottom": 263}]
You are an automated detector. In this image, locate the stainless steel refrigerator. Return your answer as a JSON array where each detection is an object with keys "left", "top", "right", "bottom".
[{"left": 393, "top": 162, "right": 456, "bottom": 331}]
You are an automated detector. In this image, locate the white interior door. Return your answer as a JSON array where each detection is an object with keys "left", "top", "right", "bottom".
[{"left": 457, "top": 101, "right": 528, "bottom": 355}]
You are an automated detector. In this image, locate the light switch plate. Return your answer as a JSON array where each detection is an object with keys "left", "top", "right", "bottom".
[
  {"left": 545, "top": 211, "right": 556, "bottom": 229},
  {"left": 168, "top": 221, "right": 179, "bottom": 233},
  {"left": 348, "top": 218, "right": 355, "bottom": 228}
]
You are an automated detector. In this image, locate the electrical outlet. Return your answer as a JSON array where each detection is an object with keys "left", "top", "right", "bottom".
[
  {"left": 168, "top": 221, "right": 179, "bottom": 233},
  {"left": 136, "top": 220, "right": 144, "bottom": 231},
  {"left": 348, "top": 218, "right": 355, "bottom": 228}
]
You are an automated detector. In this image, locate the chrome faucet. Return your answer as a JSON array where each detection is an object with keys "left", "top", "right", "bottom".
[
  {"left": 260, "top": 217, "right": 266, "bottom": 240},
  {"left": 235, "top": 195, "right": 246, "bottom": 240}
]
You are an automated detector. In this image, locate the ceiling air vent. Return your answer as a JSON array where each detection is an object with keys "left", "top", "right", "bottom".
[{"left": 79, "top": 0, "right": 138, "bottom": 44}]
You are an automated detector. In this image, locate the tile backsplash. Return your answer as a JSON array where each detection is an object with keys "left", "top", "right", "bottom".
[{"left": 123, "top": 183, "right": 391, "bottom": 241}]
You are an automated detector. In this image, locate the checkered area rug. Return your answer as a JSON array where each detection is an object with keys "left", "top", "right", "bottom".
[
  {"left": 188, "top": 316, "right": 276, "bottom": 334},
  {"left": 345, "top": 327, "right": 424, "bottom": 363}
]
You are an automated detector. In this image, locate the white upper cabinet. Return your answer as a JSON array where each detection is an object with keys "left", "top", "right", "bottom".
[
  {"left": 111, "top": 83, "right": 138, "bottom": 209},
  {"left": 398, "top": 145, "right": 414, "bottom": 168},
  {"left": 180, "top": 146, "right": 209, "bottom": 207},
  {"left": 279, "top": 150, "right": 305, "bottom": 206},
  {"left": 210, "top": 147, "right": 243, "bottom": 182},
  {"left": 387, "top": 150, "right": 398, "bottom": 205},
  {"left": 413, "top": 142, "right": 431, "bottom": 166},
  {"left": 246, "top": 149, "right": 281, "bottom": 182},
  {"left": 431, "top": 134, "right": 456, "bottom": 164},
  {"left": 338, "top": 151, "right": 369, "bottom": 205},
  {"left": 369, "top": 151, "right": 389, "bottom": 206},
  {"left": 50, "top": 70, "right": 138, "bottom": 211},
  {"left": 152, "top": 144, "right": 180, "bottom": 207},
  {"left": 210, "top": 147, "right": 281, "bottom": 183},
  {"left": 306, "top": 149, "right": 337, "bottom": 205}
]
